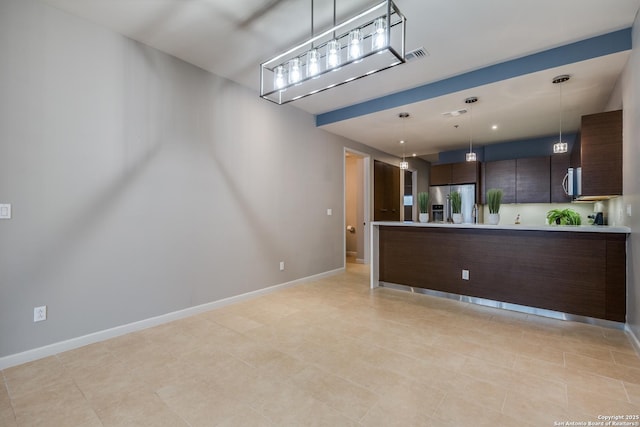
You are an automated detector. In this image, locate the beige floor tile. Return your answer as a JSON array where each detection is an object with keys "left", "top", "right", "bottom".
[
  {"left": 432, "top": 393, "right": 506, "bottom": 427},
  {"left": 502, "top": 389, "right": 597, "bottom": 427},
  {"left": 210, "top": 313, "right": 265, "bottom": 333},
  {"left": 11, "top": 381, "right": 101, "bottom": 427},
  {"left": 70, "top": 359, "right": 151, "bottom": 410},
  {"left": 565, "top": 352, "right": 640, "bottom": 385},
  {"left": 432, "top": 334, "right": 518, "bottom": 368},
  {"left": 567, "top": 387, "right": 640, "bottom": 418},
  {"left": 624, "top": 382, "right": 640, "bottom": 406},
  {"left": 612, "top": 350, "right": 640, "bottom": 369},
  {"left": 157, "top": 383, "right": 251, "bottom": 427},
  {"left": 3, "top": 356, "right": 70, "bottom": 400},
  {"left": 514, "top": 354, "right": 629, "bottom": 402},
  {"left": 444, "top": 373, "right": 507, "bottom": 412},
  {"left": 460, "top": 357, "right": 568, "bottom": 405},
  {"left": 257, "top": 384, "right": 358, "bottom": 427},
  {"left": 292, "top": 365, "right": 378, "bottom": 421},
  {"left": 95, "top": 390, "right": 175, "bottom": 426},
  {"left": 0, "top": 377, "right": 15, "bottom": 423},
  {"left": 215, "top": 407, "right": 274, "bottom": 427}
]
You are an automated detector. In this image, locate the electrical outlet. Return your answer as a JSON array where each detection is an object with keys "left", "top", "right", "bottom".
[
  {"left": 279, "top": 261, "right": 285, "bottom": 271},
  {"left": 34, "top": 305, "right": 47, "bottom": 322},
  {"left": 0, "top": 204, "right": 10, "bottom": 219},
  {"left": 462, "top": 269, "right": 470, "bottom": 280}
]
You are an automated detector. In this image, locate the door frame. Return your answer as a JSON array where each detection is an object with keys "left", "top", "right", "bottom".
[{"left": 344, "top": 148, "right": 371, "bottom": 265}]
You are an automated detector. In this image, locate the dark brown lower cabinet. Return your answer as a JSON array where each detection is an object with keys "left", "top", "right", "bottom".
[{"left": 378, "top": 226, "right": 626, "bottom": 322}]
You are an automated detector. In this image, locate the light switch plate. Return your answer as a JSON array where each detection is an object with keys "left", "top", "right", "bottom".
[{"left": 0, "top": 204, "right": 11, "bottom": 219}]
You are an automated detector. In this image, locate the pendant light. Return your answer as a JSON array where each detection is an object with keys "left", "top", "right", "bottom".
[
  {"left": 326, "top": 0, "right": 341, "bottom": 70},
  {"left": 399, "top": 112, "right": 409, "bottom": 170},
  {"left": 306, "top": 0, "right": 320, "bottom": 78},
  {"left": 552, "top": 74, "right": 570, "bottom": 154},
  {"left": 465, "top": 97, "right": 478, "bottom": 162}
]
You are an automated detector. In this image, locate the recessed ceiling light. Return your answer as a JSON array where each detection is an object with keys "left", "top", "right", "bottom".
[
  {"left": 412, "top": 153, "right": 416, "bottom": 157},
  {"left": 492, "top": 125, "right": 498, "bottom": 130}
]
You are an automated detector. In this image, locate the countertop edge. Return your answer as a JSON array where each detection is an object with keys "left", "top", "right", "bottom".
[{"left": 372, "top": 221, "right": 631, "bottom": 234}]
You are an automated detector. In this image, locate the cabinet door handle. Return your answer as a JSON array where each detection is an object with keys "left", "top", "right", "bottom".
[{"left": 562, "top": 173, "right": 569, "bottom": 195}]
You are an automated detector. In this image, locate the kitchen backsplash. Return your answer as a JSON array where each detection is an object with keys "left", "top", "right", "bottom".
[{"left": 481, "top": 202, "right": 599, "bottom": 226}]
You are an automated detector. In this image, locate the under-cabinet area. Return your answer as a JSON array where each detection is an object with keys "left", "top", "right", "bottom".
[{"left": 371, "top": 223, "right": 629, "bottom": 323}]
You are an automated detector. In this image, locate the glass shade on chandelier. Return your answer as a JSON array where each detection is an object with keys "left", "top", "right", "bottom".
[
  {"left": 273, "top": 65, "right": 286, "bottom": 91},
  {"left": 306, "top": 49, "right": 320, "bottom": 78},
  {"left": 348, "top": 28, "right": 363, "bottom": 61},
  {"left": 400, "top": 160, "right": 409, "bottom": 170},
  {"left": 465, "top": 152, "right": 477, "bottom": 162},
  {"left": 326, "top": 39, "right": 341, "bottom": 69},
  {"left": 372, "top": 17, "right": 387, "bottom": 50},
  {"left": 288, "top": 57, "right": 302, "bottom": 84},
  {"left": 260, "top": 0, "right": 406, "bottom": 105}
]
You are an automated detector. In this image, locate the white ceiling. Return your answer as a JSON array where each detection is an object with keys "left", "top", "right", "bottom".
[{"left": 41, "top": 0, "right": 640, "bottom": 159}]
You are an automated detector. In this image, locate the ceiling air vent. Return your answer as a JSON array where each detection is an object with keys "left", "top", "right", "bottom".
[
  {"left": 442, "top": 108, "right": 468, "bottom": 118},
  {"left": 405, "top": 47, "right": 429, "bottom": 62}
]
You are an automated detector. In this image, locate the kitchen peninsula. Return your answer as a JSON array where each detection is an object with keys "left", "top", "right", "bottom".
[{"left": 371, "top": 222, "right": 630, "bottom": 323}]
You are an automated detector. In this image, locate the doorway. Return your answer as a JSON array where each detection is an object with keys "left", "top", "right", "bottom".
[{"left": 344, "top": 149, "right": 370, "bottom": 265}]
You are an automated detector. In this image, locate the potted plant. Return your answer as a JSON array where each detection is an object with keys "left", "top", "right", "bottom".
[
  {"left": 450, "top": 191, "right": 462, "bottom": 223},
  {"left": 486, "top": 188, "right": 503, "bottom": 225},
  {"left": 417, "top": 192, "right": 429, "bottom": 223},
  {"left": 546, "top": 208, "right": 582, "bottom": 225}
]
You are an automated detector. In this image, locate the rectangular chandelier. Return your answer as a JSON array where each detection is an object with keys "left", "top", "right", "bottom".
[{"left": 260, "top": 0, "right": 406, "bottom": 105}]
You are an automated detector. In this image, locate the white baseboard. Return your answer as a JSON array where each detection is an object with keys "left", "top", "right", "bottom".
[
  {"left": 355, "top": 258, "right": 365, "bottom": 264},
  {"left": 0, "top": 267, "right": 345, "bottom": 370},
  {"left": 625, "top": 323, "right": 640, "bottom": 356},
  {"left": 346, "top": 251, "right": 357, "bottom": 257}
]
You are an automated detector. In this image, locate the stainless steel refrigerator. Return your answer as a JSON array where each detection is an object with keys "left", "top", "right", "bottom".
[{"left": 428, "top": 184, "right": 476, "bottom": 223}]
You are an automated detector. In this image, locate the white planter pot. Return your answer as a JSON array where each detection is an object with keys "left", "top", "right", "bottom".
[
  {"left": 488, "top": 213, "right": 500, "bottom": 225},
  {"left": 419, "top": 213, "right": 429, "bottom": 223},
  {"left": 452, "top": 213, "right": 463, "bottom": 224}
]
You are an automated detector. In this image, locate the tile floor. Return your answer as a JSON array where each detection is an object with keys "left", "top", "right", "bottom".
[{"left": 2, "top": 262, "right": 640, "bottom": 426}]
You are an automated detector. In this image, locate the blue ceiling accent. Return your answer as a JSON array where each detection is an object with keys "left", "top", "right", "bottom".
[{"left": 316, "top": 28, "right": 632, "bottom": 127}]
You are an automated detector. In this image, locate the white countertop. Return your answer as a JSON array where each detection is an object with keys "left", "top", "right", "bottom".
[{"left": 372, "top": 221, "right": 631, "bottom": 234}]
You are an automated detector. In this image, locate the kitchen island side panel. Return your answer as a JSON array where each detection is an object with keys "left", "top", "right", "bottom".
[{"left": 378, "top": 226, "right": 626, "bottom": 321}]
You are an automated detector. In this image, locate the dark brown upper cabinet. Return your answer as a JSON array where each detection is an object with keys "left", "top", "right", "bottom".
[
  {"left": 578, "top": 110, "right": 622, "bottom": 197},
  {"left": 483, "top": 159, "right": 516, "bottom": 204},
  {"left": 430, "top": 164, "right": 452, "bottom": 186},
  {"left": 430, "top": 162, "right": 479, "bottom": 186},
  {"left": 516, "top": 157, "right": 550, "bottom": 203},
  {"left": 451, "top": 161, "right": 479, "bottom": 184},
  {"left": 551, "top": 152, "right": 572, "bottom": 203}
]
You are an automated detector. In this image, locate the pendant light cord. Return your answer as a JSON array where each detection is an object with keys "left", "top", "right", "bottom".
[
  {"left": 332, "top": 0, "right": 336, "bottom": 39},
  {"left": 469, "top": 104, "right": 473, "bottom": 153},
  {"left": 559, "top": 82, "right": 563, "bottom": 142}
]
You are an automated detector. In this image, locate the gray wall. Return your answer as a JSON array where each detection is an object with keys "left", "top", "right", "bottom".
[
  {"left": 618, "top": 10, "right": 640, "bottom": 342},
  {"left": 0, "top": 0, "right": 379, "bottom": 358}
]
